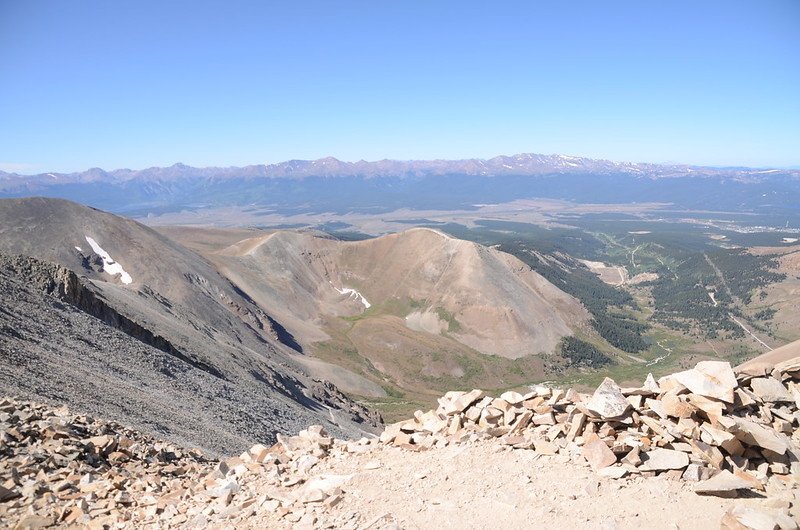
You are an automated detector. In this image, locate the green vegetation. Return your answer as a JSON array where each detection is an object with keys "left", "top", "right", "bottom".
[
  {"left": 590, "top": 312, "right": 649, "bottom": 352},
  {"left": 647, "top": 250, "right": 785, "bottom": 338},
  {"left": 754, "top": 308, "right": 777, "bottom": 321},
  {"left": 498, "top": 241, "right": 649, "bottom": 352},
  {"left": 559, "top": 336, "right": 612, "bottom": 367},
  {"left": 434, "top": 306, "right": 462, "bottom": 333},
  {"left": 710, "top": 250, "right": 785, "bottom": 304}
]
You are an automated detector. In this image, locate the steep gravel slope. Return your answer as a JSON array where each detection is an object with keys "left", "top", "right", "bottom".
[{"left": 0, "top": 198, "right": 384, "bottom": 454}]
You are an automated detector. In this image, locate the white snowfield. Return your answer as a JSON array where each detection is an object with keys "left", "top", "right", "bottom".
[
  {"left": 331, "top": 283, "right": 371, "bottom": 309},
  {"left": 84, "top": 236, "right": 133, "bottom": 285}
]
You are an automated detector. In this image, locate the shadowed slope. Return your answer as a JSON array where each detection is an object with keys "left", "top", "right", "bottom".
[{"left": 0, "top": 198, "right": 382, "bottom": 453}]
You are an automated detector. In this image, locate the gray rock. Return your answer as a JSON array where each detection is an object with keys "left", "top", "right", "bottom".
[{"left": 749, "top": 377, "right": 792, "bottom": 403}]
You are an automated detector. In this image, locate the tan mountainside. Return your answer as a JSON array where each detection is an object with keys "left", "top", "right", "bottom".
[
  {"left": 211, "top": 227, "right": 591, "bottom": 357},
  {"left": 0, "top": 198, "right": 381, "bottom": 453},
  {"left": 748, "top": 245, "right": 800, "bottom": 343},
  {"left": 162, "top": 226, "right": 591, "bottom": 406}
]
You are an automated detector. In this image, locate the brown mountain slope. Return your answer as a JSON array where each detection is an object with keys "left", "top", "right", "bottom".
[
  {"left": 0, "top": 198, "right": 381, "bottom": 453},
  {"left": 214, "top": 227, "right": 589, "bottom": 359},
  {"left": 737, "top": 337, "right": 800, "bottom": 372},
  {"left": 164, "top": 226, "right": 591, "bottom": 407}
]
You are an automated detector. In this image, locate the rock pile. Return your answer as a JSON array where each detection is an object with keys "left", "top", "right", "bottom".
[
  {"left": 380, "top": 359, "right": 800, "bottom": 505},
  {"left": 0, "top": 398, "right": 210, "bottom": 529},
  {"left": 0, "top": 397, "right": 376, "bottom": 529},
  {"left": 3, "top": 356, "right": 800, "bottom": 529}
]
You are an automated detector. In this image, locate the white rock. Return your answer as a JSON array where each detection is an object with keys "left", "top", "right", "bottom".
[
  {"left": 639, "top": 448, "right": 689, "bottom": 471},
  {"left": 500, "top": 391, "right": 525, "bottom": 405},
  {"left": 586, "top": 378, "right": 630, "bottom": 419},
  {"left": 672, "top": 361, "right": 737, "bottom": 403},
  {"left": 438, "top": 389, "right": 484, "bottom": 416}
]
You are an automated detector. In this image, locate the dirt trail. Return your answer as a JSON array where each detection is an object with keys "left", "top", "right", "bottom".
[
  {"left": 703, "top": 253, "right": 773, "bottom": 352},
  {"left": 242, "top": 439, "right": 775, "bottom": 530},
  {"left": 708, "top": 291, "right": 718, "bottom": 307},
  {"left": 730, "top": 315, "right": 773, "bottom": 352},
  {"left": 704, "top": 253, "right": 734, "bottom": 301}
]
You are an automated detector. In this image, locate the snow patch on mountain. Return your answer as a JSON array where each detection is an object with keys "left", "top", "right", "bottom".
[
  {"left": 84, "top": 236, "right": 133, "bottom": 284},
  {"left": 331, "top": 283, "right": 370, "bottom": 309}
]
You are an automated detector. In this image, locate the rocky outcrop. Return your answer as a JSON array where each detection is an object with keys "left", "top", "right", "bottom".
[
  {"left": 0, "top": 254, "right": 223, "bottom": 378},
  {"left": 0, "top": 398, "right": 211, "bottom": 528},
  {"left": 0, "top": 398, "right": 375, "bottom": 529},
  {"left": 0, "top": 253, "right": 382, "bottom": 456}
]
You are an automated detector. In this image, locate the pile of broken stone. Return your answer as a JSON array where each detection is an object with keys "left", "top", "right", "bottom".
[
  {"left": 380, "top": 359, "right": 800, "bottom": 521},
  {"left": 0, "top": 397, "right": 373, "bottom": 529},
  {"left": 4, "top": 356, "right": 800, "bottom": 529},
  {"left": 0, "top": 398, "right": 211, "bottom": 529}
]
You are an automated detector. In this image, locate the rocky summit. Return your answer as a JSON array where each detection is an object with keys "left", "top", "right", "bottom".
[{"left": 2, "top": 355, "right": 800, "bottom": 529}]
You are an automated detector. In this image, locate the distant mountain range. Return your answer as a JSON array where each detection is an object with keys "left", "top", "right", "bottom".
[
  {"left": 1, "top": 153, "right": 799, "bottom": 217},
  {"left": 4, "top": 153, "right": 799, "bottom": 184}
]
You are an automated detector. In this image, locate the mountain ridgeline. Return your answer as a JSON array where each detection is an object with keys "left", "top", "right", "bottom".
[
  {"left": 0, "top": 197, "right": 607, "bottom": 444},
  {"left": 2, "top": 154, "right": 799, "bottom": 217},
  {"left": 0, "top": 198, "right": 383, "bottom": 455}
]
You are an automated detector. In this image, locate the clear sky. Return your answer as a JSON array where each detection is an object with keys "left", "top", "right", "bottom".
[{"left": 1, "top": 1, "right": 798, "bottom": 173}]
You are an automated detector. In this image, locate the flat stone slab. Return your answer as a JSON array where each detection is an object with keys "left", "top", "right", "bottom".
[
  {"left": 695, "top": 470, "right": 763, "bottom": 495},
  {"left": 639, "top": 448, "right": 689, "bottom": 471},
  {"left": 749, "top": 377, "right": 792, "bottom": 403},
  {"left": 438, "top": 389, "right": 484, "bottom": 416},
  {"left": 582, "top": 437, "right": 617, "bottom": 470},
  {"left": 672, "top": 361, "right": 738, "bottom": 403},
  {"left": 731, "top": 417, "right": 791, "bottom": 455}
]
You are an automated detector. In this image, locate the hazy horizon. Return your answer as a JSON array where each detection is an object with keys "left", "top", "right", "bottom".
[{"left": 2, "top": 151, "right": 800, "bottom": 177}]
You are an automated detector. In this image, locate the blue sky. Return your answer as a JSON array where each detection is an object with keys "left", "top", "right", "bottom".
[{"left": 1, "top": 1, "right": 798, "bottom": 173}]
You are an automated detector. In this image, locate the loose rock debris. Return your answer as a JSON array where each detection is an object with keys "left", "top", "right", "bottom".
[{"left": 2, "top": 356, "right": 800, "bottom": 528}]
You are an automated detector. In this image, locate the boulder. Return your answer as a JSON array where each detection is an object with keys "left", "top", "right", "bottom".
[
  {"left": 695, "top": 470, "right": 762, "bottom": 495},
  {"left": 439, "top": 389, "right": 485, "bottom": 416},
  {"left": 672, "top": 361, "right": 738, "bottom": 403},
  {"left": 730, "top": 417, "right": 791, "bottom": 454},
  {"left": 660, "top": 393, "right": 695, "bottom": 418},
  {"left": 500, "top": 391, "right": 525, "bottom": 405},
  {"left": 720, "top": 505, "right": 797, "bottom": 530},
  {"left": 643, "top": 373, "right": 661, "bottom": 394},
  {"left": 586, "top": 378, "right": 630, "bottom": 419},
  {"left": 682, "top": 463, "right": 710, "bottom": 482},
  {"left": 0, "top": 485, "right": 19, "bottom": 502}
]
